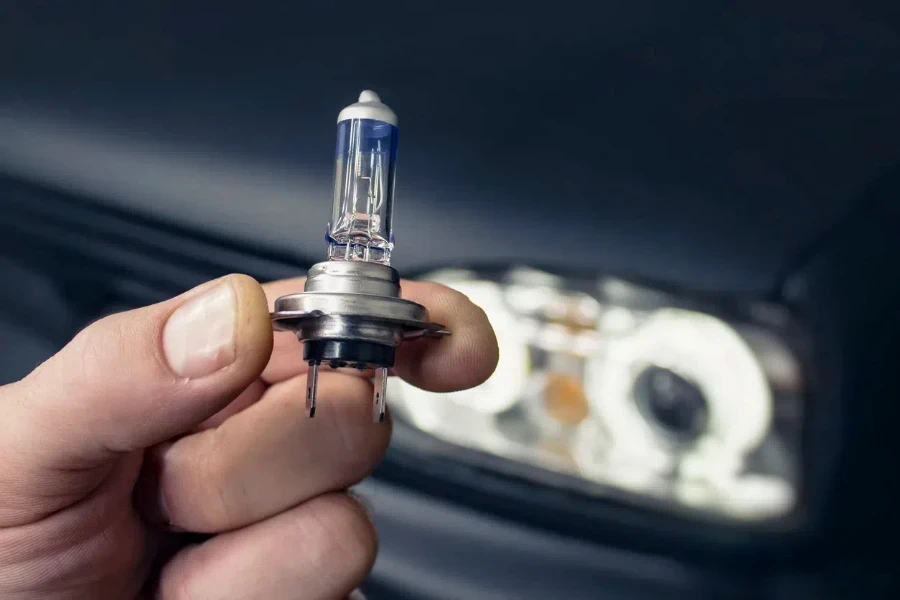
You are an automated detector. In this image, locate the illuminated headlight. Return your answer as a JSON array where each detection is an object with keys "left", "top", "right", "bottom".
[{"left": 389, "top": 267, "right": 804, "bottom": 522}]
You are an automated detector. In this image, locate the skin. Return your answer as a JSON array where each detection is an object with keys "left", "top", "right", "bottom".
[{"left": 0, "top": 274, "right": 498, "bottom": 599}]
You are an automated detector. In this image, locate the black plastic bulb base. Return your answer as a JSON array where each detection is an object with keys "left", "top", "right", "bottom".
[{"left": 303, "top": 339, "right": 396, "bottom": 370}]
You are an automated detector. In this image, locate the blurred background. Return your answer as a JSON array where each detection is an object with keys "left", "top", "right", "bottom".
[{"left": 2, "top": 2, "right": 900, "bottom": 598}]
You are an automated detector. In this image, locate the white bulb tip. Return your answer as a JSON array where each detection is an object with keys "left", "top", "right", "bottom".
[
  {"left": 337, "top": 90, "right": 397, "bottom": 125},
  {"left": 358, "top": 90, "right": 381, "bottom": 103}
]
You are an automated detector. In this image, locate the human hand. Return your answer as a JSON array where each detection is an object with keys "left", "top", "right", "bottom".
[{"left": 0, "top": 274, "right": 497, "bottom": 599}]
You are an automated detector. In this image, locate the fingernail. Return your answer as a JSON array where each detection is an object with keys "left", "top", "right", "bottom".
[
  {"left": 163, "top": 281, "right": 237, "bottom": 377},
  {"left": 348, "top": 590, "right": 368, "bottom": 600}
]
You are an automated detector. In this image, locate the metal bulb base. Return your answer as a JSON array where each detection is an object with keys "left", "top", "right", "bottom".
[{"left": 270, "top": 261, "right": 449, "bottom": 422}]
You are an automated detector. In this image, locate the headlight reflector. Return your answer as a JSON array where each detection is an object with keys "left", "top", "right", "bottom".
[{"left": 390, "top": 267, "right": 803, "bottom": 523}]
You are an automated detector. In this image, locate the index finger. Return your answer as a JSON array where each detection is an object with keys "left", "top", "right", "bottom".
[{"left": 261, "top": 277, "right": 498, "bottom": 392}]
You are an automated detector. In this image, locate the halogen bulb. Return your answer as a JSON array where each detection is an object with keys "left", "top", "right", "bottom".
[
  {"left": 270, "top": 90, "right": 448, "bottom": 423},
  {"left": 328, "top": 90, "right": 398, "bottom": 264}
]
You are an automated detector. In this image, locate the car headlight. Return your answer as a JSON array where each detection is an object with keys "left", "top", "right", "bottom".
[{"left": 389, "top": 266, "right": 804, "bottom": 523}]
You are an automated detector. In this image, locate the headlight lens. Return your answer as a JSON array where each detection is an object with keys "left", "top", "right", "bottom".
[{"left": 390, "top": 267, "right": 803, "bottom": 523}]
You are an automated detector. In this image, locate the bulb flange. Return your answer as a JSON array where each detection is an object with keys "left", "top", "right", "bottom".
[{"left": 271, "top": 260, "right": 449, "bottom": 421}]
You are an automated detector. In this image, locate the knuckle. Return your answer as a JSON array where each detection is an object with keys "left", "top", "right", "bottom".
[
  {"left": 311, "top": 494, "right": 378, "bottom": 583},
  {"left": 67, "top": 316, "right": 116, "bottom": 380},
  {"left": 339, "top": 494, "right": 379, "bottom": 571},
  {"left": 50, "top": 311, "right": 155, "bottom": 395}
]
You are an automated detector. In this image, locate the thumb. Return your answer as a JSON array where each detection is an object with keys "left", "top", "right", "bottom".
[{"left": 0, "top": 275, "right": 272, "bottom": 514}]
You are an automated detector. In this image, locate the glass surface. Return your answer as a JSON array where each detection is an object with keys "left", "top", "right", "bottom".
[
  {"left": 390, "top": 267, "right": 804, "bottom": 523},
  {"left": 328, "top": 118, "right": 398, "bottom": 264}
]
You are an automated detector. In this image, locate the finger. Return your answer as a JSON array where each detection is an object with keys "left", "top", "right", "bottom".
[
  {"left": 262, "top": 277, "right": 499, "bottom": 392},
  {"left": 262, "top": 276, "right": 307, "bottom": 383},
  {"left": 0, "top": 275, "right": 272, "bottom": 520},
  {"left": 142, "top": 371, "right": 390, "bottom": 533},
  {"left": 194, "top": 378, "right": 267, "bottom": 431},
  {"left": 392, "top": 279, "right": 498, "bottom": 391},
  {"left": 156, "top": 493, "right": 377, "bottom": 600}
]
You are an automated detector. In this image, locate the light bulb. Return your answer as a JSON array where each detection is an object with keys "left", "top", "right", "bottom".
[
  {"left": 327, "top": 90, "right": 398, "bottom": 265},
  {"left": 270, "top": 91, "right": 448, "bottom": 422}
]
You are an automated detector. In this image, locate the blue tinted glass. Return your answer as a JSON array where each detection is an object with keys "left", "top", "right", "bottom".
[{"left": 335, "top": 119, "right": 398, "bottom": 159}]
